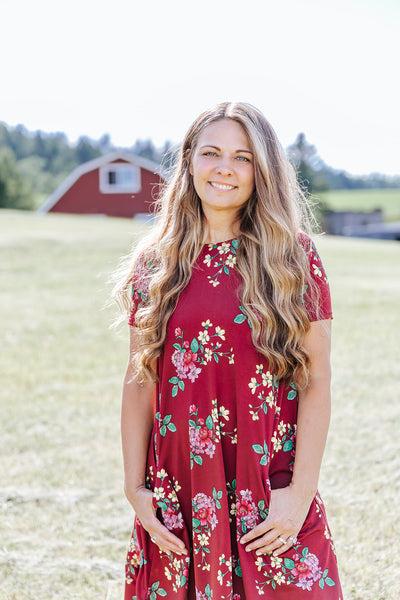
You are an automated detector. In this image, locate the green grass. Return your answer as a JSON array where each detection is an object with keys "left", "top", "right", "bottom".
[
  {"left": 1, "top": 210, "right": 399, "bottom": 599},
  {"left": 316, "top": 188, "right": 400, "bottom": 222}
]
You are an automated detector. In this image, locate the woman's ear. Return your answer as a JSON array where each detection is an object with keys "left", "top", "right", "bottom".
[{"left": 185, "top": 149, "right": 193, "bottom": 175}]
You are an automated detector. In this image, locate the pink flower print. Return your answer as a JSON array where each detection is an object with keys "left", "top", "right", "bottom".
[
  {"left": 162, "top": 506, "right": 184, "bottom": 530},
  {"left": 235, "top": 489, "right": 259, "bottom": 534},
  {"left": 291, "top": 551, "right": 322, "bottom": 590},
  {"left": 193, "top": 493, "right": 218, "bottom": 530},
  {"left": 175, "top": 327, "right": 182, "bottom": 337}
]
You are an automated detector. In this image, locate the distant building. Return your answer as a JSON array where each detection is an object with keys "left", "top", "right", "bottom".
[
  {"left": 323, "top": 209, "right": 400, "bottom": 240},
  {"left": 37, "top": 152, "right": 165, "bottom": 218}
]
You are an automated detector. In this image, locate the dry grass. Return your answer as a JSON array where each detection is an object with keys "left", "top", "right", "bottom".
[{"left": 1, "top": 210, "right": 399, "bottom": 599}]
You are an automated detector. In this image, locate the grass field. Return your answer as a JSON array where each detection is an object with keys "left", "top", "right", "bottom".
[
  {"left": 316, "top": 188, "right": 400, "bottom": 222},
  {"left": 1, "top": 210, "right": 399, "bottom": 599}
]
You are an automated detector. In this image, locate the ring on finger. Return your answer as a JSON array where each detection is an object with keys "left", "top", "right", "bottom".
[
  {"left": 150, "top": 536, "right": 157, "bottom": 543},
  {"left": 288, "top": 536, "right": 297, "bottom": 544},
  {"left": 278, "top": 536, "right": 287, "bottom": 545}
]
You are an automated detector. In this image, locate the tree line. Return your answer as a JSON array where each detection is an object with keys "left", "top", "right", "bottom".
[{"left": 0, "top": 122, "right": 398, "bottom": 210}]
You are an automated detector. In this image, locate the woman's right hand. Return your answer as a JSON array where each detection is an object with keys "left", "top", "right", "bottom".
[{"left": 129, "top": 486, "right": 188, "bottom": 556}]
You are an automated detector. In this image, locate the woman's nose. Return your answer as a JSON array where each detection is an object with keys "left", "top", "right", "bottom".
[{"left": 216, "top": 159, "right": 233, "bottom": 176}]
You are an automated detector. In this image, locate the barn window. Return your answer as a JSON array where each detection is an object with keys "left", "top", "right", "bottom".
[{"left": 99, "top": 163, "right": 141, "bottom": 194}]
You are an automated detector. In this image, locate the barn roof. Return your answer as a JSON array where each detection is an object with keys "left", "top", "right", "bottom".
[{"left": 37, "top": 151, "right": 165, "bottom": 214}]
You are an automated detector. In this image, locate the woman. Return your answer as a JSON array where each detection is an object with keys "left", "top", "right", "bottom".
[{"left": 115, "top": 102, "right": 343, "bottom": 599}]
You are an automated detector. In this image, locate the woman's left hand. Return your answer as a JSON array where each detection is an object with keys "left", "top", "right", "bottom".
[{"left": 240, "top": 484, "right": 314, "bottom": 556}]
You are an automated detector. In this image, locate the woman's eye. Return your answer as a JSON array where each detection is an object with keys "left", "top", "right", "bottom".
[
  {"left": 203, "top": 151, "right": 217, "bottom": 157},
  {"left": 237, "top": 155, "right": 250, "bottom": 162}
]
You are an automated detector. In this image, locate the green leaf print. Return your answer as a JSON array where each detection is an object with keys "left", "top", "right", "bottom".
[
  {"left": 169, "top": 376, "right": 179, "bottom": 384},
  {"left": 172, "top": 343, "right": 181, "bottom": 350},
  {"left": 302, "top": 546, "right": 309, "bottom": 557},
  {"left": 284, "top": 557, "right": 295, "bottom": 569},
  {"left": 151, "top": 581, "right": 160, "bottom": 591},
  {"left": 252, "top": 444, "right": 264, "bottom": 454},
  {"left": 326, "top": 577, "right": 335, "bottom": 586},
  {"left": 205, "top": 415, "right": 213, "bottom": 430},
  {"left": 234, "top": 314, "right": 247, "bottom": 324},
  {"left": 283, "top": 439, "right": 293, "bottom": 452},
  {"left": 178, "top": 380, "right": 185, "bottom": 391},
  {"left": 160, "top": 425, "right": 166, "bottom": 436},
  {"left": 172, "top": 385, "right": 178, "bottom": 397},
  {"left": 168, "top": 423, "right": 176, "bottom": 432},
  {"left": 232, "top": 239, "right": 240, "bottom": 249},
  {"left": 193, "top": 517, "right": 201, "bottom": 528},
  {"left": 287, "top": 389, "right": 297, "bottom": 400},
  {"left": 191, "top": 337, "right": 199, "bottom": 353}
]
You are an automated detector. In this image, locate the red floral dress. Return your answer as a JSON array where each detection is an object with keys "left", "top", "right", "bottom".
[{"left": 125, "top": 233, "right": 343, "bottom": 600}]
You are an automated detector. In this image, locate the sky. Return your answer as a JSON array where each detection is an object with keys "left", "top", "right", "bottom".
[{"left": 1, "top": 0, "right": 399, "bottom": 175}]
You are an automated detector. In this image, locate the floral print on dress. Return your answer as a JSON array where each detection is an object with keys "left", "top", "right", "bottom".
[
  {"left": 255, "top": 542, "right": 337, "bottom": 593},
  {"left": 248, "top": 364, "right": 280, "bottom": 420},
  {"left": 169, "top": 322, "right": 234, "bottom": 396},
  {"left": 153, "top": 468, "right": 184, "bottom": 531},
  {"left": 271, "top": 420, "right": 297, "bottom": 469},
  {"left": 227, "top": 479, "right": 268, "bottom": 541},
  {"left": 192, "top": 489, "right": 222, "bottom": 570},
  {"left": 164, "top": 555, "right": 190, "bottom": 593},
  {"left": 189, "top": 399, "right": 237, "bottom": 468},
  {"left": 203, "top": 239, "right": 240, "bottom": 286}
]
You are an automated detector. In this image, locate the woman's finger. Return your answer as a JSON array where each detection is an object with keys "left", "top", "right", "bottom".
[
  {"left": 256, "top": 534, "right": 298, "bottom": 557},
  {"left": 149, "top": 523, "right": 188, "bottom": 555},
  {"left": 240, "top": 520, "right": 274, "bottom": 544}
]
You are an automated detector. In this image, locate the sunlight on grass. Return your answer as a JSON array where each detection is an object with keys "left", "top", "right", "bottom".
[{"left": 1, "top": 210, "right": 399, "bottom": 599}]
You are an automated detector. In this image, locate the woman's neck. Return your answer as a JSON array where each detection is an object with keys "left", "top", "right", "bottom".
[{"left": 202, "top": 212, "right": 239, "bottom": 244}]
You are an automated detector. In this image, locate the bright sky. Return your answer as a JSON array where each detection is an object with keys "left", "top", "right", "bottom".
[{"left": 1, "top": 0, "right": 399, "bottom": 175}]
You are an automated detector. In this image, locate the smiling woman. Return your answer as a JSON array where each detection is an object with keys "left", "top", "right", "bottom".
[
  {"left": 188, "top": 119, "right": 255, "bottom": 226},
  {"left": 113, "top": 102, "right": 343, "bottom": 599}
]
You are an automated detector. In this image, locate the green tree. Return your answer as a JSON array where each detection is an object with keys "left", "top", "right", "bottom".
[
  {"left": 0, "top": 149, "right": 34, "bottom": 209},
  {"left": 287, "top": 133, "right": 328, "bottom": 193}
]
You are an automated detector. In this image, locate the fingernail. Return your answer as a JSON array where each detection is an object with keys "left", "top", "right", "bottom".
[
  {"left": 256, "top": 550, "right": 262, "bottom": 556},
  {"left": 245, "top": 547, "right": 251, "bottom": 552}
]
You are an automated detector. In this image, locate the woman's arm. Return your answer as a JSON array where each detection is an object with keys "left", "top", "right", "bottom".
[
  {"left": 121, "top": 327, "right": 188, "bottom": 556},
  {"left": 240, "top": 319, "right": 332, "bottom": 555}
]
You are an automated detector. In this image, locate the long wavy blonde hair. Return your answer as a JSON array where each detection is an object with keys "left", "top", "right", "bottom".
[{"left": 113, "top": 102, "right": 319, "bottom": 387}]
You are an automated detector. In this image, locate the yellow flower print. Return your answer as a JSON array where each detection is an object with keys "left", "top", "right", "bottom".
[
  {"left": 202, "top": 319, "right": 212, "bottom": 328},
  {"left": 164, "top": 566, "right": 172, "bottom": 580},
  {"left": 204, "top": 347, "right": 213, "bottom": 362},
  {"left": 277, "top": 421, "right": 287, "bottom": 435},
  {"left": 271, "top": 435, "right": 282, "bottom": 452},
  {"left": 255, "top": 556, "right": 264, "bottom": 571},
  {"left": 313, "top": 263, "right": 322, "bottom": 277},
  {"left": 249, "top": 377, "right": 258, "bottom": 394},
  {"left": 270, "top": 555, "right": 283, "bottom": 568},
  {"left": 215, "top": 326, "right": 226, "bottom": 340},
  {"left": 198, "top": 533, "right": 209, "bottom": 546},
  {"left": 219, "top": 406, "right": 229, "bottom": 420},
  {"left": 228, "top": 354, "right": 235, "bottom": 364},
  {"left": 262, "top": 370, "right": 273, "bottom": 387},
  {"left": 274, "top": 573, "right": 286, "bottom": 585},
  {"left": 225, "top": 254, "right": 236, "bottom": 267},
  {"left": 256, "top": 364, "right": 263, "bottom": 374},
  {"left": 219, "top": 554, "right": 226, "bottom": 565},
  {"left": 250, "top": 410, "right": 259, "bottom": 421},
  {"left": 198, "top": 330, "right": 210, "bottom": 344},
  {"left": 203, "top": 254, "right": 212, "bottom": 267},
  {"left": 157, "top": 468, "right": 167, "bottom": 478},
  {"left": 217, "top": 569, "right": 224, "bottom": 584},
  {"left": 153, "top": 486, "right": 165, "bottom": 500},
  {"left": 219, "top": 242, "right": 231, "bottom": 254}
]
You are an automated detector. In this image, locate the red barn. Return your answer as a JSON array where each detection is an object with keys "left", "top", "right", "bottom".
[{"left": 37, "top": 152, "right": 165, "bottom": 218}]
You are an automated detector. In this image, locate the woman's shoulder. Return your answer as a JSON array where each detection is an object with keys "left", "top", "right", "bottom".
[{"left": 296, "top": 229, "right": 313, "bottom": 252}]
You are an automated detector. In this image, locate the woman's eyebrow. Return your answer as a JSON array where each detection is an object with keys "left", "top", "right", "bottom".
[{"left": 199, "top": 144, "right": 253, "bottom": 154}]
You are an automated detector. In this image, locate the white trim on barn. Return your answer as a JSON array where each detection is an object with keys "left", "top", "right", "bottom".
[{"left": 37, "top": 151, "right": 164, "bottom": 214}]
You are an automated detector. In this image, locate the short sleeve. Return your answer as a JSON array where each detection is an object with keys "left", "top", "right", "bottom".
[
  {"left": 299, "top": 232, "right": 333, "bottom": 322},
  {"left": 128, "top": 252, "right": 153, "bottom": 327}
]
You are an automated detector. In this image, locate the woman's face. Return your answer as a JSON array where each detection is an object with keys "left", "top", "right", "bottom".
[{"left": 189, "top": 119, "right": 255, "bottom": 217}]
